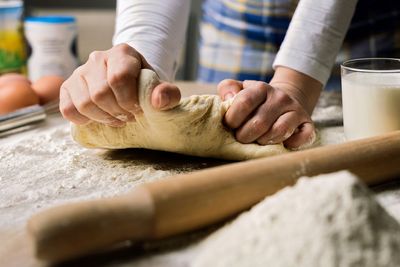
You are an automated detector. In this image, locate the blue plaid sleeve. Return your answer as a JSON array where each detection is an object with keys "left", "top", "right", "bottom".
[
  {"left": 197, "top": 0, "right": 400, "bottom": 91},
  {"left": 197, "top": 0, "right": 296, "bottom": 83}
]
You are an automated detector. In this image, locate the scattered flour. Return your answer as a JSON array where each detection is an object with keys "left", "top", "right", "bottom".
[
  {"left": 0, "top": 90, "right": 345, "bottom": 231},
  {"left": 0, "top": 123, "right": 182, "bottom": 229},
  {"left": 1, "top": 89, "right": 400, "bottom": 266},
  {"left": 192, "top": 171, "right": 400, "bottom": 267}
]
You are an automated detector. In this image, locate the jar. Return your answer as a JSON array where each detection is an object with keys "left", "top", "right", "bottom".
[{"left": 24, "top": 16, "right": 79, "bottom": 81}]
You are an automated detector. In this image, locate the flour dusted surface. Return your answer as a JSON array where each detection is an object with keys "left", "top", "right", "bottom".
[
  {"left": 0, "top": 122, "right": 208, "bottom": 229},
  {"left": 193, "top": 171, "right": 400, "bottom": 267},
  {"left": 2, "top": 88, "right": 400, "bottom": 266}
]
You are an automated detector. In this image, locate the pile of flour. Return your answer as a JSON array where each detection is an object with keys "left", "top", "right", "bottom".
[{"left": 192, "top": 171, "right": 400, "bottom": 267}]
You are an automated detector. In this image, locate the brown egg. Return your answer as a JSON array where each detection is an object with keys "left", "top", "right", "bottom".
[
  {"left": 0, "top": 73, "right": 39, "bottom": 115},
  {"left": 32, "top": 75, "right": 65, "bottom": 105},
  {"left": 0, "top": 73, "right": 30, "bottom": 87}
]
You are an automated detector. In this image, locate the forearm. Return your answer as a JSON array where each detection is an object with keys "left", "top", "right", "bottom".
[
  {"left": 113, "top": 0, "right": 190, "bottom": 81},
  {"left": 273, "top": 0, "right": 358, "bottom": 85}
]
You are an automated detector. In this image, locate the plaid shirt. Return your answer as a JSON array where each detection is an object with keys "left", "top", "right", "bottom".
[{"left": 197, "top": 0, "right": 400, "bottom": 89}]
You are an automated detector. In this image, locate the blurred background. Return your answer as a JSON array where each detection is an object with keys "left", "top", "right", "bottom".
[
  {"left": 24, "top": 0, "right": 202, "bottom": 81},
  {"left": 0, "top": 0, "right": 204, "bottom": 120}
]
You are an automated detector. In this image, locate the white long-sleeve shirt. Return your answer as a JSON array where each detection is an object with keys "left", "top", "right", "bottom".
[
  {"left": 113, "top": 1, "right": 190, "bottom": 81},
  {"left": 114, "top": 0, "right": 358, "bottom": 85}
]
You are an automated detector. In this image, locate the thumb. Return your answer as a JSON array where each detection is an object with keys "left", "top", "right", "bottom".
[
  {"left": 217, "top": 79, "right": 243, "bottom": 101},
  {"left": 151, "top": 82, "right": 181, "bottom": 110}
]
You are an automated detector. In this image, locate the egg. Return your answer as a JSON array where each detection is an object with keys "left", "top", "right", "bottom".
[
  {"left": 0, "top": 73, "right": 30, "bottom": 87},
  {"left": 0, "top": 73, "right": 40, "bottom": 115},
  {"left": 32, "top": 75, "right": 65, "bottom": 105}
]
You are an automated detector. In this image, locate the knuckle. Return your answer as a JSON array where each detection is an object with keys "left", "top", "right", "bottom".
[
  {"left": 251, "top": 118, "right": 267, "bottom": 133},
  {"left": 108, "top": 68, "right": 133, "bottom": 88},
  {"left": 118, "top": 99, "right": 136, "bottom": 110},
  {"left": 114, "top": 43, "right": 132, "bottom": 53},
  {"left": 72, "top": 65, "right": 85, "bottom": 76},
  {"left": 91, "top": 86, "right": 110, "bottom": 103},
  {"left": 76, "top": 98, "right": 94, "bottom": 113},
  {"left": 60, "top": 80, "right": 67, "bottom": 90},
  {"left": 235, "top": 131, "right": 247, "bottom": 144},
  {"left": 218, "top": 79, "right": 241, "bottom": 96},
  {"left": 218, "top": 79, "right": 238, "bottom": 88},
  {"left": 88, "top": 50, "right": 104, "bottom": 62},
  {"left": 248, "top": 81, "right": 269, "bottom": 94},
  {"left": 60, "top": 103, "right": 76, "bottom": 119},
  {"left": 253, "top": 81, "right": 267, "bottom": 90},
  {"left": 228, "top": 120, "right": 240, "bottom": 130},
  {"left": 60, "top": 83, "right": 70, "bottom": 94},
  {"left": 273, "top": 121, "right": 291, "bottom": 137},
  {"left": 274, "top": 90, "right": 292, "bottom": 105},
  {"left": 256, "top": 136, "right": 269, "bottom": 145},
  {"left": 236, "top": 97, "right": 254, "bottom": 112},
  {"left": 223, "top": 114, "right": 235, "bottom": 128},
  {"left": 224, "top": 119, "right": 237, "bottom": 129},
  {"left": 223, "top": 110, "right": 240, "bottom": 129}
]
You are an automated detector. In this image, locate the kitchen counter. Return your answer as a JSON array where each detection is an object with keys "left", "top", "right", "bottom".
[{"left": 1, "top": 83, "right": 400, "bottom": 267}]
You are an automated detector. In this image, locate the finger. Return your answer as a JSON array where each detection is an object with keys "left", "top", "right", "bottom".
[
  {"left": 234, "top": 114, "right": 269, "bottom": 144},
  {"left": 217, "top": 79, "right": 243, "bottom": 100},
  {"left": 106, "top": 45, "right": 143, "bottom": 115},
  {"left": 59, "top": 85, "right": 90, "bottom": 125},
  {"left": 256, "top": 111, "right": 303, "bottom": 145},
  {"left": 243, "top": 79, "right": 272, "bottom": 90},
  {"left": 235, "top": 96, "right": 289, "bottom": 143},
  {"left": 151, "top": 82, "right": 181, "bottom": 110},
  {"left": 283, "top": 122, "right": 316, "bottom": 150},
  {"left": 224, "top": 81, "right": 269, "bottom": 129},
  {"left": 68, "top": 72, "right": 125, "bottom": 127},
  {"left": 85, "top": 53, "right": 135, "bottom": 122}
]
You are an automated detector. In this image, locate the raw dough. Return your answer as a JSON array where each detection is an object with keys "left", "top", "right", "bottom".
[
  {"left": 72, "top": 69, "right": 288, "bottom": 160},
  {"left": 192, "top": 171, "right": 400, "bottom": 267}
]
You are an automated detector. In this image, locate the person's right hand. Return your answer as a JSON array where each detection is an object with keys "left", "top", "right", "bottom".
[{"left": 60, "top": 43, "right": 181, "bottom": 127}]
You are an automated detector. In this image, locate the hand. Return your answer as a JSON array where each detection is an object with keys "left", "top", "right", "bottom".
[
  {"left": 218, "top": 73, "right": 320, "bottom": 149},
  {"left": 60, "top": 43, "right": 181, "bottom": 127}
]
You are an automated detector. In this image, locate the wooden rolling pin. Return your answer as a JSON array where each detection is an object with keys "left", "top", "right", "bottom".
[{"left": 28, "top": 131, "right": 400, "bottom": 263}]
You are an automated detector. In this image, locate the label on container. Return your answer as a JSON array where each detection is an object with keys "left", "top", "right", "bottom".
[
  {"left": 24, "top": 16, "right": 79, "bottom": 81},
  {"left": 0, "top": 1, "right": 26, "bottom": 74}
]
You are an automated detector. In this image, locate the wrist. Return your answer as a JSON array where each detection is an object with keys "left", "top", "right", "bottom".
[{"left": 270, "top": 66, "right": 322, "bottom": 115}]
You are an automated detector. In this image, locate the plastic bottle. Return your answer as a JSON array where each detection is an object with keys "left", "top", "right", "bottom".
[{"left": 24, "top": 16, "right": 79, "bottom": 81}]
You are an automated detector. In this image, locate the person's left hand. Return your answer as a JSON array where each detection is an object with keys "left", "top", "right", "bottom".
[{"left": 217, "top": 79, "right": 316, "bottom": 149}]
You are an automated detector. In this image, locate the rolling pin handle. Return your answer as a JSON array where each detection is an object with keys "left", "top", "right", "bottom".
[{"left": 27, "top": 186, "right": 154, "bottom": 262}]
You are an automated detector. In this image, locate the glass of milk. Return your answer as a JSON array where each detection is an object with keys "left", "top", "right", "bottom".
[{"left": 341, "top": 58, "right": 400, "bottom": 140}]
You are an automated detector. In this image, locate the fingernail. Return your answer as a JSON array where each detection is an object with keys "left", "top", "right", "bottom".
[
  {"left": 158, "top": 92, "right": 170, "bottom": 109},
  {"left": 225, "top": 93, "right": 234, "bottom": 100}
]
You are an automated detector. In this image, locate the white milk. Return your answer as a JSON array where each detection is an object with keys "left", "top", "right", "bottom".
[{"left": 342, "top": 72, "right": 400, "bottom": 140}]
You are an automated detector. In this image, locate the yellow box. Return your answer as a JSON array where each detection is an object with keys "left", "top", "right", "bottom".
[{"left": 0, "top": 1, "right": 26, "bottom": 74}]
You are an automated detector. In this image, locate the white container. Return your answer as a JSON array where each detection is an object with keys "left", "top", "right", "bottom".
[
  {"left": 24, "top": 16, "right": 79, "bottom": 81},
  {"left": 341, "top": 58, "right": 400, "bottom": 140}
]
